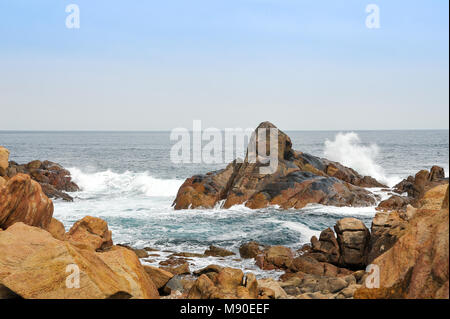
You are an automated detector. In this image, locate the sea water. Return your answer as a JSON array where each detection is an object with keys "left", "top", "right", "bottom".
[{"left": 1, "top": 130, "right": 448, "bottom": 277}]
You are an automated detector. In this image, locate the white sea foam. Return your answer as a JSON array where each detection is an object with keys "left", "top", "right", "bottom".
[
  {"left": 69, "top": 167, "right": 183, "bottom": 197},
  {"left": 277, "top": 221, "right": 320, "bottom": 242},
  {"left": 323, "top": 132, "right": 401, "bottom": 187}
]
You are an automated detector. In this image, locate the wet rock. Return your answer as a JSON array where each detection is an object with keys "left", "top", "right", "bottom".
[
  {"left": 204, "top": 245, "right": 235, "bottom": 257},
  {"left": 4, "top": 157, "right": 80, "bottom": 202},
  {"left": 170, "top": 252, "right": 205, "bottom": 258},
  {"left": 193, "top": 264, "right": 224, "bottom": 276},
  {"left": 239, "top": 241, "right": 263, "bottom": 259}
]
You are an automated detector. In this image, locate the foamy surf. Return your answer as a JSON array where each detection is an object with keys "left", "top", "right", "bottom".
[
  {"left": 324, "top": 132, "right": 402, "bottom": 187},
  {"left": 69, "top": 167, "right": 183, "bottom": 197}
]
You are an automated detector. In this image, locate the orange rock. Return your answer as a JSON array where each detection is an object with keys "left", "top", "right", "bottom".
[
  {"left": 0, "top": 223, "right": 159, "bottom": 299},
  {"left": 66, "top": 216, "right": 113, "bottom": 251},
  {"left": 256, "top": 245, "right": 294, "bottom": 270},
  {"left": 0, "top": 174, "right": 53, "bottom": 230},
  {"left": 188, "top": 267, "right": 258, "bottom": 299},
  {"left": 47, "top": 217, "right": 66, "bottom": 240},
  {"left": 144, "top": 265, "right": 174, "bottom": 289},
  {"left": 0, "top": 146, "right": 9, "bottom": 176},
  {"left": 356, "top": 184, "right": 449, "bottom": 299},
  {"left": 418, "top": 184, "right": 449, "bottom": 210},
  {"left": 96, "top": 246, "right": 159, "bottom": 299}
]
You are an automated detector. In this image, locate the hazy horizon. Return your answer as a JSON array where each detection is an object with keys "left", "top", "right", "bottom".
[{"left": 0, "top": 1, "right": 448, "bottom": 131}]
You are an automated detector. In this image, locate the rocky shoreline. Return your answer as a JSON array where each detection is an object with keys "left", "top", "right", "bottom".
[{"left": 1, "top": 126, "right": 449, "bottom": 299}]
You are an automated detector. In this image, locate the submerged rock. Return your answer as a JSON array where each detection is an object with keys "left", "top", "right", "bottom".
[{"left": 173, "top": 122, "right": 382, "bottom": 210}]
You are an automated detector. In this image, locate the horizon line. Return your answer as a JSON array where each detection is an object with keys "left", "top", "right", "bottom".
[{"left": 0, "top": 128, "right": 449, "bottom": 133}]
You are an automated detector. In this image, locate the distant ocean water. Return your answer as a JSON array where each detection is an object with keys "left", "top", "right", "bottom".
[{"left": 1, "top": 130, "right": 448, "bottom": 277}]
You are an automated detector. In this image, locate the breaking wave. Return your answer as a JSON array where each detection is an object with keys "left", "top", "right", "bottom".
[
  {"left": 69, "top": 167, "right": 183, "bottom": 197},
  {"left": 323, "top": 132, "right": 401, "bottom": 187}
]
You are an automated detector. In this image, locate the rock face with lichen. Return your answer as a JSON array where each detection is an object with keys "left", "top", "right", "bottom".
[{"left": 173, "top": 122, "right": 383, "bottom": 210}]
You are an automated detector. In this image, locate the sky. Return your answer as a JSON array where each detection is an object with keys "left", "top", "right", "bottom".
[{"left": 0, "top": 0, "right": 448, "bottom": 131}]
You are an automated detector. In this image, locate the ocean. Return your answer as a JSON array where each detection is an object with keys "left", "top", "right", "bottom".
[{"left": 0, "top": 130, "right": 448, "bottom": 278}]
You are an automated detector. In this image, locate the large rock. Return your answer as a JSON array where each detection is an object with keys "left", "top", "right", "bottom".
[
  {"left": 310, "top": 228, "right": 340, "bottom": 264},
  {"left": 0, "top": 174, "right": 53, "bottom": 230},
  {"left": 0, "top": 223, "right": 159, "bottom": 299},
  {"left": 239, "top": 241, "right": 263, "bottom": 259},
  {"left": 334, "top": 218, "right": 370, "bottom": 268},
  {"left": 188, "top": 267, "right": 258, "bottom": 299},
  {"left": 173, "top": 122, "right": 382, "bottom": 210},
  {"left": 5, "top": 159, "right": 79, "bottom": 202},
  {"left": 143, "top": 266, "right": 174, "bottom": 290},
  {"left": 256, "top": 246, "right": 294, "bottom": 270},
  {"left": 367, "top": 210, "right": 408, "bottom": 264},
  {"left": 356, "top": 185, "right": 449, "bottom": 299},
  {"left": 66, "top": 216, "right": 113, "bottom": 251}
]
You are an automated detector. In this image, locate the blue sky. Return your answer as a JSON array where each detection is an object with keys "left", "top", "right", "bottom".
[{"left": 0, "top": 0, "right": 448, "bottom": 130}]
